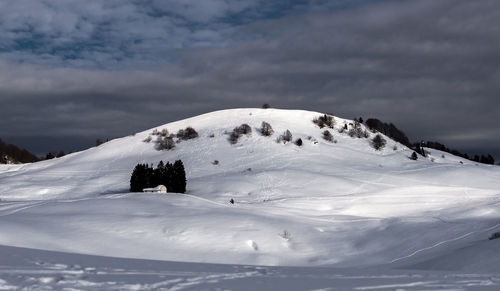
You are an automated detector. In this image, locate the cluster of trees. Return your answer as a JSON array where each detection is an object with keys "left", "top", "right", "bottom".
[
  {"left": 147, "top": 127, "right": 199, "bottom": 150},
  {"left": 348, "top": 120, "right": 369, "bottom": 138},
  {"left": 365, "top": 118, "right": 411, "bottom": 147},
  {"left": 313, "top": 114, "right": 335, "bottom": 129},
  {"left": 0, "top": 139, "right": 39, "bottom": 164},
  {"left": 229, "top": 124, "right": 252, "bottom": 144},
  {"left": 363, "top": 117, "right": 495, "bottom": 164},
  {"left": 419, "top": 141, "right": 495, "bottom": 165},
  {"left": 130, "top": 160, "right": 186, "bottom": 193}
]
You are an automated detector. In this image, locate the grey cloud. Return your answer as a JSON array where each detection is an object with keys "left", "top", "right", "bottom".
[{"left": 0, "top": 0, "right": 499, "bottom": 159}]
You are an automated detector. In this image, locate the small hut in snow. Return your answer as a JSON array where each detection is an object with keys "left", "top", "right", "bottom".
[{"left": 143, "top": 185, "right": 167, "bottom": 193}]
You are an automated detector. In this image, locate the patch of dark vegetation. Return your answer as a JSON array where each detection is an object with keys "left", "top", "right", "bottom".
[
  {"left": 0, "top": 139, "right": 39, "bottom": 164},
  {"left": 277, "top": 129, "right": 292, "bottom": 143},
  {"left": 323, "top": 130, "right": 333, "bottom": 142},
  {"left": 365, "top": 118, "right": 411, "bottom": 147},
  {"left": 371, "top": 134, "right": 387, "bottom": 151},
  {"left": 348, "top": 120, "right": 369, "bottom": 138},
  {"left": 421, "top": 141, "right": 495, "bottom": 165},
  {"left": 130, "top": 160, "right": 186, "bottom": 193},
  {"left": 229, "top": 124, "right": 252, "bottom": 144},
  {"left": 155, "top": 135, "right": 176, "bottom": 150},
  {"left": 260, "top": 121, "right": 274, "bottom": 136},
  {"left": 177, "top": 127, "right": 199, "bottom": 140},
  {"left": 313, "top": 114, "right": 335, "bottom": 129}
]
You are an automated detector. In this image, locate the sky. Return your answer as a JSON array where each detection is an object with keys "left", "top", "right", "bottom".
[{"left": 0, "top": 0, "right": 499, "bottom": 159}]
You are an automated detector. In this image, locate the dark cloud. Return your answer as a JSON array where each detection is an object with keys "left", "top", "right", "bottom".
[{"left": 0, "top": 0, "right": 499, "bottom": 159}]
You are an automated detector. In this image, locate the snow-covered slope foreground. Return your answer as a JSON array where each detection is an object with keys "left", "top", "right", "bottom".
[
  {"left": 2, "top": 244, "right": 500, "bottom": 291},
  {"left": 1, "top": 109, "right": 500, "bottom": 281}
]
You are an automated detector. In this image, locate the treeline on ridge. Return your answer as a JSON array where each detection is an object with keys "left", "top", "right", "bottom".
[
  {"left": 130, "top": 160, "right": 187, "bottom": 193},
  {"left": 0, "top": 138, "right": 39, "bottom": 164},
  {"left": 364, "top": 118, "right": 495, "bottom": 165}
]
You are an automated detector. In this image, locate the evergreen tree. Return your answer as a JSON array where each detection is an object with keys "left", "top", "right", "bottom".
[
  {"left": 152, "top": 161, "right": 165, "bottom": 186},
  {"left": 371, "top": 134, "right": 386, "bottom": 151},
  {"left": 172, "top": 160, "right": 187, "bottom": 193},
  {"left": 487, "top": 154, "right": 495, "bottom": 165},
  {"left": 165, "top": 162, "right": 174, "bottom": 191},
  {"left": 130, "top": 164, "right": 150, "bottom": 192},
  {"left": 410, "top": 152, "right": 418, "bottom": 160}
]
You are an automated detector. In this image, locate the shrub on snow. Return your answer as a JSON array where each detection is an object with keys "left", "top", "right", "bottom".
[
  {"left": 229, "top": 124, "right": 252, "bottom": 144},
  {"left": 277, "top": 129, "right": 292, "bottom": 143},
  {"left": 323, "top": 130, "right": 333, "bottom": 142},
  {"left": 177, "top": 127, "right": 199, "bottom": 140},
  {"left": 313, "top": 114, "right": 335, "bottom": 129},
  {"left": 371, "top": 134, "right": 386, "bottom": 151},
  {"left": 260, "top": 121, "right": 274, "bottom": 136}
]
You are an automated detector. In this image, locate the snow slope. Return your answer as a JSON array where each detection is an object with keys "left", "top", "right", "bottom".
[{"left": 1, "top": 108, "right": 500, "bottom": 287}]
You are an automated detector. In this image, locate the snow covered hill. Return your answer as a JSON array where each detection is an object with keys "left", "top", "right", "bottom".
[{"left": 1, "top": 108, "right": 500, "bottom": 287}]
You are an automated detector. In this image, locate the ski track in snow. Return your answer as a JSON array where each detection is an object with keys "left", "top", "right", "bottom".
[{"left": 390, "top": 221, "right": 500, "bottom": 264}]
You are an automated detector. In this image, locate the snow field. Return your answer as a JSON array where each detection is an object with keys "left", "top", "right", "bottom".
[{"left": 1, "top": 108, "right": 500, "bottom": 281}]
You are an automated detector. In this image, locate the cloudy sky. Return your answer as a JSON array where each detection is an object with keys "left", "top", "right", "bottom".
[{"left": 0, "top": 0, "right": 499, "bottom": 159}]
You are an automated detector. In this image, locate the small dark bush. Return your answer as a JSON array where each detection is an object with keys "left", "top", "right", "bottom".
[
  {"left": 143, "top": 136, "right": 152, "bottom": 143},
  {"left": 212, "top": 160, "right": 219, "bottom": 165},
  {"left": 313, "top": 114, "right": 335, "bottom": 129},
  {"left": 323, "top": 130, "right": 333, "bottom": 142},
  {"left": 160, "top": 129, "right": 169, "bottom": 137},
  {"left": 155, "top": 135, "right": 175, "bottom": 150},
  {"left": 278, "top": 129, "right": 292, "bottom": 143},
  {"left": 410, "top": 152, "right": 418, "bottom": 160},
  {"left": 295, "top": 138, "right": 303, "bottom": 146},
  {"left": 228, "top": 124, "right": 252, "bottom": 144},
  {"left": 229, "top": 131, "right": 241, "bottom": 144},
  {"left": 235, "top": 124, "right": 252, "bottom": 135},
  {"left": 348, "top": 125, "right": 369, "bottom": 139},
  {"left": 261, "top": 121, "right": 274, "bottom": 136},
  {"left": 262, "top": 103, "right": 270, "bottom": 109},
  {"left": 372, "top": 134, "right": 387, "bottom": 151},
  {"left": 177, "top": 127, "right": 199, "bottom": 140}
]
